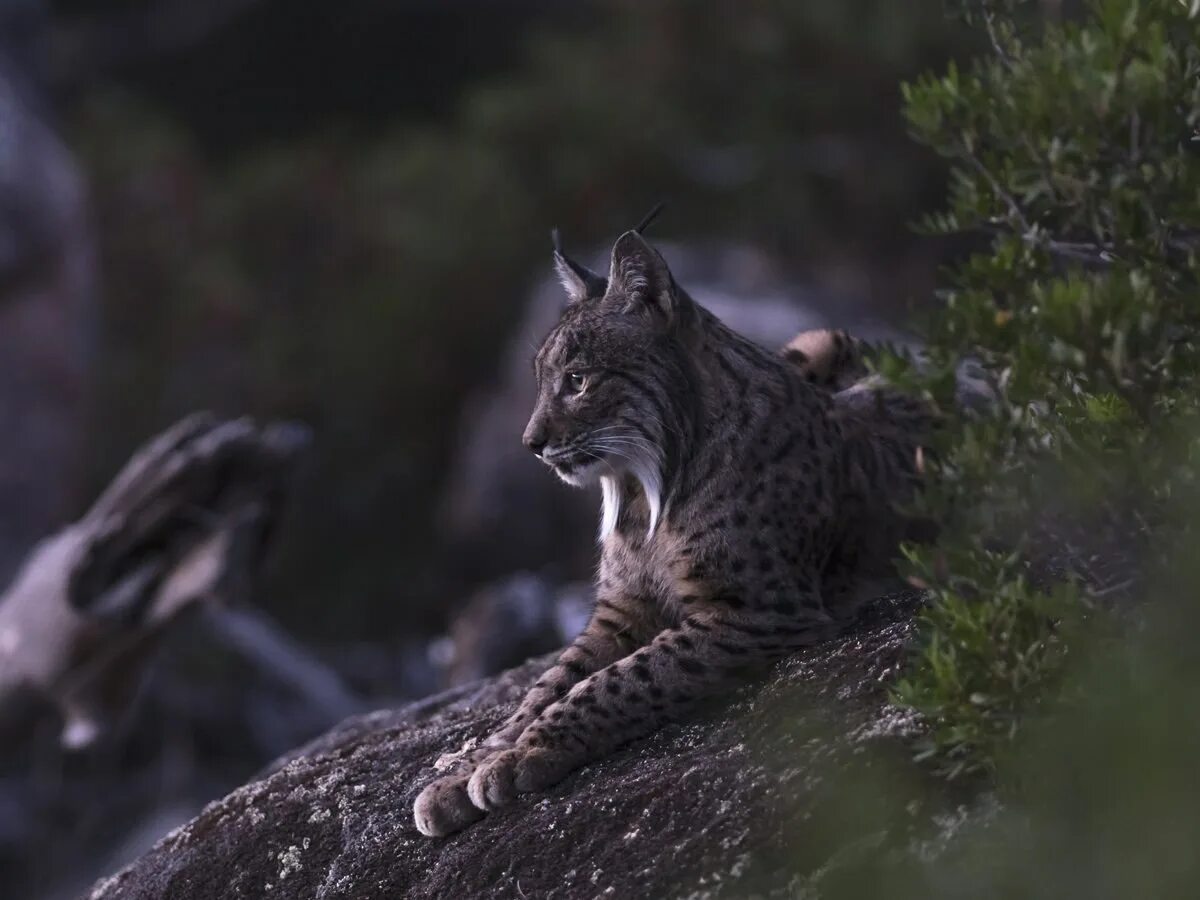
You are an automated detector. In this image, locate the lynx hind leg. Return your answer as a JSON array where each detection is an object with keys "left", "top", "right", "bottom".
[{"left": 781, "top": 329, "right": 868, "bottom": 390}]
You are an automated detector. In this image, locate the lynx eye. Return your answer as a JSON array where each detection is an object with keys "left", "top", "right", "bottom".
[{"left": 565, "top": 371, "right": 588, "bottom": 394}]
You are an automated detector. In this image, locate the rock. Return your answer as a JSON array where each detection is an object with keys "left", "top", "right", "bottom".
[{"left": 89, "top": 592, "right": 963, "bottom": 900}]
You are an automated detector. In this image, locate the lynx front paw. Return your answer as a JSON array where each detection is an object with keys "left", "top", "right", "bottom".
[
  {"left": 413, "top": 773, "right": 485, "bottom": 837},
  {"left": 466, "top": 746, "right": 571, "bottom": 811}
]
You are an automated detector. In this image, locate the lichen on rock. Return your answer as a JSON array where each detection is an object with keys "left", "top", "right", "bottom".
[{"left": 89, "top": 593, "right": 971, "bottom": 900}]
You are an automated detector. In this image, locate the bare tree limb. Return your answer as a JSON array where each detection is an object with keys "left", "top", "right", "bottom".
[
  {"left": 0, "top": 413, "right": 310, "bottom": 749},
  {"left": 981, "top": 7, "right": 1016, "bottom": 70},
  {"left": 963, "top": 148, "right": 1035, "bottom": 238}
]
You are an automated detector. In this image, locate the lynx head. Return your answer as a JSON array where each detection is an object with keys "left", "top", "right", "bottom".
[{"left": 523, "top": 225, "right": 696, "bottom": 539}]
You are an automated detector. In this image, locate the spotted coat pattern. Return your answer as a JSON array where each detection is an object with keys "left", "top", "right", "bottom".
[{"left": 413, "top": 231, "right": 932, "bottom": 837}]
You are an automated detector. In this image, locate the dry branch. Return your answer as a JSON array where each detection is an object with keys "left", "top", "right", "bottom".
[{"left": 0, "top": 413, "right": 310, "bottom": 748}]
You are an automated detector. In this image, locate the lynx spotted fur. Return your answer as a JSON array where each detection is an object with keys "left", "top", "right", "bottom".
[{"left": 413, "top": 229, "right": 932, "bottom": 837}]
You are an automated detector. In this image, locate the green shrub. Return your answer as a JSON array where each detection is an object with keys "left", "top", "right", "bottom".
[{"left": 891, "top": 0, "right": 1200, "bottom": 775}]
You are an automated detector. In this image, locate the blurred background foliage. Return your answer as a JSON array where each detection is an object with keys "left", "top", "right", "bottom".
[{"left": 65, "top": 0, "right": 969, "bottom": 640}]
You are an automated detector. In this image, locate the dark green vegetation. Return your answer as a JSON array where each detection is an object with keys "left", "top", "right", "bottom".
[
  {"left": 777, "top": 6, "right": 1200, "bottom": 892},
  {"left": 891, "top": 0, "right": 1200, "bottom": 777},
  {"left": 784, "top": 576, "right": 1200, "bottom": 899}
]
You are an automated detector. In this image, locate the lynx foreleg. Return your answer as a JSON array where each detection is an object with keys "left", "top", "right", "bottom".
[
  {"left": 413, "top": 595, "right": 649, "bottom": 837},
  {"left": 466, "top": 605, "right": 826, "bottom": 812}
]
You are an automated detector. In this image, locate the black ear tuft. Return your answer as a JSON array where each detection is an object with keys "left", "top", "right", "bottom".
[
  {"left": 551, "top": 228, "right": 607, "bottom": 303},
  {"left": 633, "top": 201, "right": 666, "bottom": 235}
]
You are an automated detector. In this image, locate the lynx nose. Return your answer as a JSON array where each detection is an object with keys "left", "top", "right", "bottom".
[{"left": 523, "top": 425, "right": 549, "bottom": 457}]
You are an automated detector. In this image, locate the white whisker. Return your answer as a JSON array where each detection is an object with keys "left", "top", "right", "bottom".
[
  {"left": 599, "top": 475, "right": 621, "bottom": 541},
  {"left": 581, "top": 427, "right": 664, "bottom": 541}
]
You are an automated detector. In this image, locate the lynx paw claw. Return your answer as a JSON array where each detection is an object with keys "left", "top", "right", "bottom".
[
  {"left": 467, "top": 746, "right": 570, "bottom": 811},
  {"left": 467, "top": 749, "right": 519, "bottom": 810},
  {"left": 413, "top": 773, "right": 485, "bottom": 837}
]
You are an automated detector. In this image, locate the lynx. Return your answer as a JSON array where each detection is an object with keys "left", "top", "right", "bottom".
[{"left": 414, "top": 227, "right": 932, "bottom": 837}]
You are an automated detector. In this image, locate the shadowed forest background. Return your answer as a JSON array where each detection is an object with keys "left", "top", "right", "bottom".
[
  {"left": 1, "top": 3, "right": 969, "bottom": 895},
  {"left": 19, "top": 0, "right": 967, "bottom": 637}
]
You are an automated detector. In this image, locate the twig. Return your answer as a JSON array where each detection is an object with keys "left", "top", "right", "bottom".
[
  {"left": 1045, "top": 240, "right": 1117, "bottom": 264},
  {"left": 1085, "top": 577, "right": 1137, "bottom": 600},
  {"left": 964, "top": 149, "right": 1034, "bottom": 237},
  {"left": 981, "top": 7, "right": 1016, "bottom": 70}
]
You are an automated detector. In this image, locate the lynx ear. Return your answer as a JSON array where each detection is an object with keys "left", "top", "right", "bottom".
[
  {"left": 552, "top": 228, "right": 607, "bottom": 303},
  {"left": 606, "top": 230, "right": 679, "bottom": 322}
]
